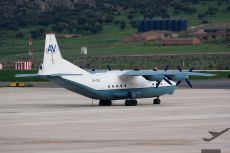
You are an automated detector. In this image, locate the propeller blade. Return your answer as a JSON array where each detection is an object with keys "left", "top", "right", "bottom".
[
  {"left": 177, "top": 66, "right": 182, "bottom": 72},
  {"left": 107, "top": 65, "right": 112, "bottom": 71},
  {"left": 185, "top": 79, "right": 193, "bottom": 88},
  {"left": 176, "top": 81, "right": 182, "bottom": 86},
  {"left": 164, "top": 78, "right": 172, "bottom": 85},
  {"left": 164, "top": 65, "right": 169, "bottom": 71},
  {"left": 156, "top": 81, "right": 161, "bottom": 88},
  {"left": 189, "top": 67, "right": 193, "bottom": 72}
]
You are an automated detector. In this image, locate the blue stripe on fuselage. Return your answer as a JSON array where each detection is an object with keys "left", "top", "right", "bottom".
[{"left": 48, "top": 76, "right": 176, "bottom": 100}]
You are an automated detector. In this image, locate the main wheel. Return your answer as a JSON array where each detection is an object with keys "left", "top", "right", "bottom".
[
  {"left": 125, "top": 100, "right": 137, "bottom": 106},
  {"left": 99, "top": 100, "right": 112, "bottom": 106},
  {"left": 153, "top": 98, "right": 161, "bottom": 104}
]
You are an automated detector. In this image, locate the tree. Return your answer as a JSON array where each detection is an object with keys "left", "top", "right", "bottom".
[
  {"left": 15, "top": 31, "right": 24, "bottom": 38},
  {"left": 52, "top": 22, "right": 68, "bottom": 33},
  {"left": 207, "top": 7, "right": 218, "bottom": 16},
  {"left": 129, "top": 20, "right": 137, "bottom": 28},
  {"left": 128, "top": 14, "right": 134, "bottom": 20},
  {"left": 31, "top": 30, "right": 42, "bottom": 39},
  {"left": 120, "top": 22, "right": 126, "bottom": 30},
  {"left": 105, "top": 15, "right": 114, "bottom": 23},
  {"left": 198, "top": 14, "right": 205, "bottom": 19}
]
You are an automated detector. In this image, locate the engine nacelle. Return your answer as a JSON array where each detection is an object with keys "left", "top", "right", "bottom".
[
  {"left": 143, "top": 75, "right": 164, "bottom": 82},
  {"left": 171, "top": 74, "right": 188, "bottom": 81}
]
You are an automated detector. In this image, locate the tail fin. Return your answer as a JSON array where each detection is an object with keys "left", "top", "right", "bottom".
[{"left": 39, "top": 33, "right": 88, "bottom": 75}]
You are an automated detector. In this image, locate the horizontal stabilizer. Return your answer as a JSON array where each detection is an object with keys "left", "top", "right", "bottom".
[
  {"left": 15, "top": 74, "right": 39, "bottom": 77},
  {"left": 16, "top": 73, "right": 82, "bottom": 78},
  {"left": 49, "top": 73, "right": 82, "bottom": 76}
]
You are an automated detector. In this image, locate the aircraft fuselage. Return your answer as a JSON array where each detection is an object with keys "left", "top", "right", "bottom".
[{"left": 47, "top": 70, "right": 176, "bottom": 100}]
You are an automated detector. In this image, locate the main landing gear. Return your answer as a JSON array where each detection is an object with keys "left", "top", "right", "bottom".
[
  {"left": 153, "top": 97, "right": 161, "bottom": 104},
  {"left": 98, "top": 98, "right": 161, "bottom": 106},
  {"left": 125, "top": 99, "right": 137, "bottom": 106},
  {"left": 99, "top": 100, "right": 112, "bottom": 106}
]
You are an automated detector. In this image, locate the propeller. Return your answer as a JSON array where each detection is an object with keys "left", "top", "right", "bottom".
[
  {"left": 155, "top": 65, "right": 172, "bottom": 88},
  {"left": 107, "top": 65, "right": 112, "bottom": 71},
  {"left": 164, "top": 65, "right": 169, "bottom": 71},
  {"left": 176, "top": 66, "right": 193, "bottom": 88},
  {"left": 163, "top": 64, "right": 172, "bottom": 85}
]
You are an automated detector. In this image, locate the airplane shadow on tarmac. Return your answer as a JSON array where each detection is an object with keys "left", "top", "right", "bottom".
[{"left": 14, "top": 103, "right": 156, "bottom": 109}]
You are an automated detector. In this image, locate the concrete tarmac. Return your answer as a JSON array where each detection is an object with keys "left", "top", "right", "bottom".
[{"left": 0, "top": 88, "right": 230, "bottom": 153}]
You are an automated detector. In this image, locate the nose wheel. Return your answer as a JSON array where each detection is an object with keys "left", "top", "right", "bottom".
[{"left": 153, "top": 98, "right": 161, "bottom": 104}]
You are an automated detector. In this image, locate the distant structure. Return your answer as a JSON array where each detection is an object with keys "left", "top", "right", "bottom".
[
  {"left": 0, "top": 63, "right": 3, "bottom": 70},
  {"left": 160, "top": 38, "right": 200, "bottom": 46},
  {"left": 28, "top": 36, "right": 33, "bottom": 62},
  {"left": 123, "top": 30, "right": 178, "bottom": 42},
  {"left": 14, "top": 61, "right": 32, "bottom": 70},
  {"left": 14, "top": 36, "right": 33, "bottom": 70},
  {"left": 138, "top": 19, "right": 188, "bottom": 32},
  {"left": 191, "top": 23, "right": 230, "bottom": 37},
  {"left": 81, "top": 47, "right": 87, "bottom": 55}
]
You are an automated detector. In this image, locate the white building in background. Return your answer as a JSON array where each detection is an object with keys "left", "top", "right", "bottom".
[
  {"left": 81, "top": 46, "right": 87, "bottom": 55},
  {"left": 0, "top": 63, "right": 2, "bottom": 70}
]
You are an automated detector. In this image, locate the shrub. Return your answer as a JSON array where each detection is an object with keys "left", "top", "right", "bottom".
[
  {"left": 31, "top": 30, "right": 42, "bottom": 38},
  {"left": 15, "top": 31, "right": 24, "bottom": 38},
  {"left": 51, "top": 22, "right": 68, "bottom": 33},
  {"left": 120, "top": 23, "right": 126, "bottom": 30}
]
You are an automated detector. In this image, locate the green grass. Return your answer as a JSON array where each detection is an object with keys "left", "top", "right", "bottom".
[
  {"left": 170, "top": 1, "right": 230, "bottom": 26},
  {"left": 190, "top": 71, "right": 230, "bottom": 80},
  {"left": 0, "top": 70, "right": 46, "bottom": 82},
  {"left": 1, "top": 26, "right": 229, "bottom": 60},
  {"left": 0, "top": 1, "right": 229, "bottom": 64}
]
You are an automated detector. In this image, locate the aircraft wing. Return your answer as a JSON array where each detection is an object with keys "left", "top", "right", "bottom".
[
  {"left": 121, "top": 70, "right": 215, "bottom": 77},
  {"left": 15, "top": 73, "right": 82, "bottom": 77},
  {"left": 121, "top": 70, "right": 214, "bottom": 88}
]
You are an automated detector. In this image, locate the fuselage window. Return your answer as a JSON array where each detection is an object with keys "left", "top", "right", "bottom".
[
  {"left": 116, "top": 85, "right": 118, "bottom": 88},
  {"left": 124, "top": 84, "right": 127, "bottom": 87},
  {"left": 120, "top": 85, "right": 122, "bottom": 87},
  {"left": 152, "top": 83, "right": 154, "bottom": 86},
  {"left": 108, "top": 85, "right": 110, "bottom": 88},
  {"left": 112, "top": 85, "right": 114, "bottom": 88}
]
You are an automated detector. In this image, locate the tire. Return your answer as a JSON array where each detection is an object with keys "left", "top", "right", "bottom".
[
  {"left": 99, "top": 100, "right": 112, "bottom": 106},
  {"left": 125, "top": 100, "right": 137, "bottom": 106},
  {"left": 153, "top": 99, "right": 161, "bottom": 104}
]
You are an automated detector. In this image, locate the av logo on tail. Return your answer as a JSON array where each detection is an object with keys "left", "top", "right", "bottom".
[{"left": 47, "top": 44, "right": 56, "bottom": 53}]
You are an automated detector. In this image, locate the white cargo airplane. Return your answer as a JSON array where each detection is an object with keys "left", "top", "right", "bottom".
[{"left": 17, "top": 34, "right": 214, "bottom": 106}]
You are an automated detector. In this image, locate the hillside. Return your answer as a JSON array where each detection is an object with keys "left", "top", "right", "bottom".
[{"left": 0, "top": 0, "right": 230, "bottom": 70}]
